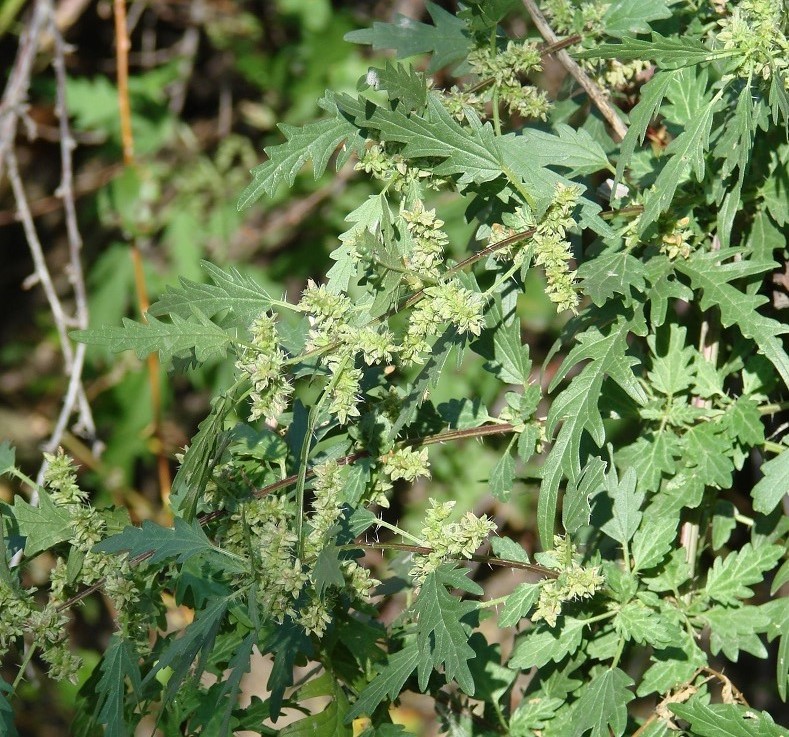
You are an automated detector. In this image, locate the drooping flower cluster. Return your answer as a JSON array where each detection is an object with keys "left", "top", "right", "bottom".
[
  {"left": 409, "top": 499, "right": 497, "bottom": 582},
  {"left": 401, "top": 200, "right": 448, "bottom": 282},
  {"left": 355, "top": 143, "right": 436, "bottom": 192},
  {"left": 532, "top": 536, "right": 605, "bottom": 627},
  {"left": 236, "top": 312, "right": 292, "bottom": 424}
]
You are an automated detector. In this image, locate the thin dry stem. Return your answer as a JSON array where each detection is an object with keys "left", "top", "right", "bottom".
[{"left": 520, "top": 0, "right": 628, "bottom": 142}]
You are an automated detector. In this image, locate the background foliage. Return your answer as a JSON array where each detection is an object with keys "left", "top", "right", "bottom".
[{"left": 1, "top": 0, "right": 788, "bottom": 735}]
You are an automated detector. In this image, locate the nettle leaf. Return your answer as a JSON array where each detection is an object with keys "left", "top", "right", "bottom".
[
  {"left": 0, "top": 441, "right": 15, "bottom": 476},
  {"left": 662, "top": 66, "right": 710, "bottom": 126},
  {"left": 704, "top": 605, "right": 770, "bottom": 660},
  {"left": 94, "top": 635, "right": 142, "bottom": 737},
  {"left": 671, "top": 701, "right": 785, "bottom": 737},
  {"left": 490, "top": 448, "right": 516, "bottom": 502},
  {"left": 631, "top": 511, "right": 677, "bottom": 572},
  {"left": 368, "top": 62, "right": 428, "bottom": 113},
  {"left": 616, "top": 430, "right": 681, "bottom": 494},
  {"left": 602, "top": 0, "right": 672, "bottom": 37},
  {"left": 94, "top": 517, "right": 245, "bottom": 572},
  {"left": 473, "top": 295, "right": 532, "bottom": 384},
  {"left": 752, "top": 450, "right": 789, "bottom": 514},
  {"left": 705, "top": 542, "right": 783, "bottom": 605},
  {"left": 677, "top": 251, "right": 789, "bottom": 388},
  {"left": 499, "top": 583, "right": 541, "bottom": 628},
  {"left": 514, "top": 124, "right": 612, "bottom": 177},
  {"left": 12, "top": 490, "right": 72, "bottom": 557},
  {"left": 344, "top": 1, "right": 471, "bottom": 72},
  {"left": 577, "top": 248, "right": 648, "bottom": 306},
  {"left": 413, "top": 567, "right": 478, "bottom": 694},
  {"left": 237, "top": 93, "right": 365, "bottom": 210},
  {"left": 575, "top": 33, "right": 720, "bottom": 68},
  {"left": 637, "top": 631, "right": 706, "bottom": 696},
  {"left": 540, "top": 316, "right": 647, "bottom": 546},
  {"left": 639, "top": 92, "right": 718, "bottom": 231},
  {"left": 336, "top": 92, "right": 503, "bottom": 187},
  {"left": 646, "top": 324, "right": 695, "bottom": 396},
  {"left": 508, "top": 618, "right": 585, "bottom": 670},
  {"left": 148, "top": 261, "right": 273, "bottom": 326},
  {"left": 601, "top": 467, "right": 643, "bottom": 544},
  {"left": 281, "top": 673, "right": 352, "bottom": 737},
  {"left": 72, "top": 310, "right": 235, "bottom": 366},
  {"left": 614, "top": 600, "right": 678, "bottom": 649},
  {"left": 563, "top": 456, "right": 606, "bottom": 534},
  {"left": 347, "top": 644, "right": 420, "bottom": 721},
  {"left": 571, "top": 667, "right": 634, "bottom": 737}
]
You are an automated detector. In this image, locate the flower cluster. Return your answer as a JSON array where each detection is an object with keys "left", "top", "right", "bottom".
[
  {"left": 401, "top": 200, "right": 448, "bottom": 282},
  {"left": 401, "top": 280, "right": 485, "bottom": 364},
  {"left": 660, "top": 216, "right": 693, "bottom": 260},
  {"left": 531, "top": 183, "right": 582, "bottom": 313},
  {"left": 532, "top": 536, "right": 605, "bottom": 626},
  {"left": 355, "top": 143, "right": 436, "bottom": 192},
  {"left": 236, "top": 312, "right": 292, "bottom": 424},
  {"left": 714, "top": 0, "right": 789, "bottom": 81},
  {"left": 410, "top": 500, "right": 496, "bottom": 582},
  {"left": 383, "top": 446, "right": 430, "bottom": 483}
]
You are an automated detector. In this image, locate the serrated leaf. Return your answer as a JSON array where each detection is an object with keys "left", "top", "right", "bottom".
[
  {"left": 0, "top": 679, "right": 17, "bottom": 737},
  {"left": 711, "top": 500, "right": 737, "bottom": 551},
  {"left": 705, "top": 542, "right": 783, "bottom": 605},
  {"left": 616, "top": 431, "right": 680, "bottom": 494},
  {"left": 662, "top": 66, "right": 710, "bottom": 126},
  {"left": 601, "top": 467, "right": 643, "bottom": 544},
  {"left": 368, "top": 62, "right": 428, "bottom": 112},
  {"left": 148, "top": 261, "right": 273, "bottom": 326},
  {"left": 263, "top": 620, "right": 312, "bottom": 719},
  {"left": 639, "top": 94, "right": 718, "bottom": 232},
  {"left": 508, "top": 618, "right": 585, "bottom": 670},
  {"left": 72, "top": 310, "right": 234, "bottom": 366},
  {"left": 752, "top": 450, "right": 789, "bottom": 514},
  {"left": 677, "top": 251, "right": 789, "bottom": 388},
  {"left": 571, "top": 667, "right": 634, "bottom": 737},
  {"left": 576, "top": 33, "right": 720, "bottom": 68},
  {"left": 499, "top": 583, "right": 541, "bottom": 628},
  {"left": 631, "top": 513, "right": 677, "bottom": 572},
  {"left": 637, "top": 631, "right": 706, "bottom": 696},
  {"left": 347, "top": 644, "right": 420, "bottom": 720},
  {"left": 473, "top": 296, "right": 532, "bottom": 384},
  {"left": 344, "top": 1, "right": 470, "bottom": 72},
  {"left": 336, "top": 92, "right": 504, "bottom": 188},
  {"left": 413, "top": 568, "right": 478, "bottom": 694},
  {"left": 313, "top": 546, "right": 345, "bottom": 596},
  {"left": 578, "top": 249, "right": 648, "bottom": 306},
  {"left": 0, "top": 442, "right": 15, "bottom": 476},
  {"left": 93, "top": 635, "right": 142, "bottom": 737},
  {"left": 514, "top": 124, "right": 611, "bottom": 177},
  {"left": 563, "top": 456, "right": 606, "bottom": 534},
  {"left": 704, "top": 605, "right": 770, "bottom": 660},
  {"left": 490, "top": 536, "right": 530, "bottom": 563},
  {"left": 281, "top": 674, "right": 352, "bottom": 737},
  {"left": 144, "top": 595, "right": 231, "bottom": 699},
  {"left": 490, "top": 449, "right": 515, "bottom": 502},
  {"left": 540, "top": 316, "right": 646, "bottom": 546},
  {"left": 614, "top": 601, "right": 677, "bottom": 648},
  {"left": 237, "top": 93, "right": 364, "bottom": 210},
  {"left": 646, "top": 324, "right": 695, "bottom": 396},
  {"left": 602, "top": 0, "right": 671, "bottom": 37},
  {"left": 670, "top": 700, "right": 785, "bottom": 737},
  {"left": 683, "top": 422, "right": 734, "bottom": 489},
  {"left": 13, "top": 490, "right": 72, "bottom": 557},
  {"left": 94, "top": 517, "right": 244, "bottom": 572}
]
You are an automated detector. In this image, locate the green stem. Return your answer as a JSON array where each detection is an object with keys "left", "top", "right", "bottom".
[
  {"left": 760, "top": 401, "right": 789, "bottom": 415},
  {"left": 12, "top": 642, "right": 37, "bottom": 692},
  {"left": 373, "top": 517, "right": 425, "bottom": 546}
]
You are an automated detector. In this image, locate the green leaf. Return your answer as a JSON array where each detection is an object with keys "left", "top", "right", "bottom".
[
  {"left": 0, "top": 442, "right": 15, "bottom": 476},
  {"left": 368, "top": 62, "right": 428, "bottom": 112},
  {"left": 683, "top": 422, "right": 734, "bottom": 489},
  {"left": 508, "top": 618, "right": 585, "bottom": 670},
  {"left": 614, "top": 601, "right": 677, "bottom": 648},
  {"left": 601, "top": 467, "right": 643, "bottom": 544},
  {"left": 71, "top": 310, "right": 234, "bottom": 366},
  {"left": 490, "top": 536, "right": 530, "bottom": 563},
  {"left": 711, "top": 500, "right": 737, "bottom": 551},
  {"left": 490, "top": 448, "right": 516, "bottom": 502},
  {"left": 631, "top": 512, "right": 676, "bottom": 572},
  {"left": 344, "top": 1, "right": 470, "bottom": 72},
  {"left": 752, "top": 450, "right": 789, "bottom": 514},
  {"left": 347, "top": 644, "right": 420, "bottom": 720},
  {"left": 578, "top": 249, "right": 648, "bottom": 306},
  {"left": 563, "top": 456, "right": 606, "bottom": 534},
  {"left": 670, "top": 700, "right": 785, "bottom": 737},
  {"left": 336, "top": 92, "right": 503, "bottom": 188},
  {"left": 148, "top": 261, "right": 273, "bottom": 326},
  {"left": 637, "top": 632, "right": 706, "bottom": 696},
  {"left": 602, "top": 0, "right": 671, "bottom": 37},
  {"left": 94, "top": 517, "right": 244, "bottom": 571},
  {"left": 704, "top": 605, "right": 770, "bottom": 660},
  {"left": 144, "top": 596, "right": 231, "bottom": 699},
  {"left": 646, "top": 324, "right": 695, "bottom": 396},
  {"left": 313, "top": 546, "right": 345, "bottom": 596},
  {"left": 662, "top": 66, "right": 710, "bottom": 126},
  {"left": 237, "top": 93, "right": 365, "bottom": 211},
  {"left": 0, "top": 679, "right": 17, "bottom": 737},
  {"left": 13, "top": 490, "right": 72, "bottom": 557},
  {"left": 616, "top": 431, "right": 680, "bottom": 494},
  {"left": 576, "top": 33, "right": 720, "bottom": 68},
  {"left": 281, "top": 673, "right": 352, "bottom": 737},
  {"left": 93, "top": 635, "right": 142, "bottom": 737},
  {"left": 677, "top": 251, "right": 789, "bottom": 388},
  {"left": 639, "top": 93, "right": 718, "bottom": 232},
  {"left": 473, "top": 295, "right": 532, "bottom": 384},
  {"left": 571, "top": 667, "right": 634, "bottom": 737},
  {"left": 514, "top": 124, "right": 611, "bottom": 177},
  {"left": 413, "top": 567, "right": 478, "bottom": 694},
  {"left": 499, "top": 583, "right": 541, "bottom": 628},
  {"left": 705, "top": 542, "right": 783, "bottom": 605},
  {"left": 540, "top": 316, "right": 646, "bottom": 546}
]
